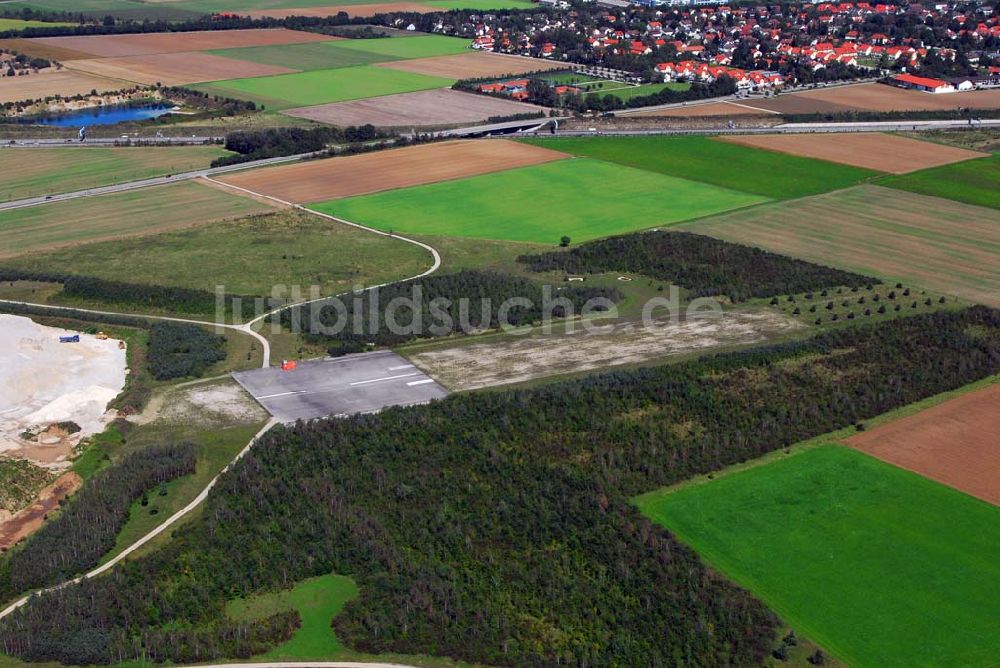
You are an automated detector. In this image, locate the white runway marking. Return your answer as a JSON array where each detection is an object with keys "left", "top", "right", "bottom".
[
  {"left": 256, "top": 390, "right": 308, "bottom": 400},
  {"left": 388, "top": 364, "right": 415, "bottom": 371},
  {"left": 350, "top": 372, "right": 420, "bottom": 386},
  {"left": 407, "top": 379, "right": 435, "bottom": 386}
]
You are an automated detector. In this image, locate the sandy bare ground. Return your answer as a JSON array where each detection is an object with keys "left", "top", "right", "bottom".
[
  {"left": 408, "top": 310, "right": 803, "bottom": 391},
  {"left": 847, "top": 383, "right": 1000, "bottom": 506},
  {"left": 244, "top": 3, "right": 438, "bottom": 18},
  {"left": 0, "top": 471, "right": 81, "bottom": 550},
  {"left": 216, "top": 138, "right": 568, "bottom": 203},
  {"left": 633, "top": 101, "right": 772, "bottom": 118},
  {"left": 721, "top": 132, "right": 986, "bottom": 174},
  {"left": 135, "top": 378, "right": 268, "bottom": 428},
  {"left": 740, "top": 82, "right": 1000, "bottom": 114},
  {"left": 688, "top": 185, "right": 1000, "bottom": 308},
  {"left": 64, "top": 51, "right": 298, "bottom": 86},
  {"left": 31, "top": 29, "right": 336, "bottom": 59},
  {"left": 0, "top": 69, "right": 127, "bottom": 104},
  {"left": 0, "top": 315, "right": 126, "bottom": 467},
  {"left": 378, "top": 52, "right": 563, "bottom": 79},
  {"left": 286, "top": 88, "right": 551, "bottom": 127}
]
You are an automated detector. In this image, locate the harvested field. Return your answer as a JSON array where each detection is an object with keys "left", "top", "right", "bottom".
[
  {"left": 210, "top": 41, "right": 396, "bottom": 71},
  {"left": 847, "top": 383, "right": 1000, "bottom": 505},
  {"left": 30, "top": 28, "right": 334, "bottom": 59},
  {"left": 216, "top": 139, "right": 567, "bottom": 203},
  {"left": 687, "top": 185, "right": 1000, "bottom": 307},
  {"left": 0, "top": 69, "right": 126, "bottom": 104},
  {"left": 245, "top": 3, "right": 438, "bottom": 18},
  {"left": 632, "top": 101, "right": 773, "bottom": 118},
  {"left": 377, "top": 52, "right": 563, "bottom": 79},
  {"left": 407, "top": 310, "right": 803, "bottom": 391},
  {"left": 0, "top": 472, "right": 81, "bottom": 551},
  {"left": 64, "top": 51, "right": 297, "bottom": 86},
  {"left": 740, "top": 82, "right": 1000, "bottom": 114},
  {"left": 0, "top": 37, "right": 91, "bottom": 62},
  {"left": 0, "top": 180, "right": 271, "bottom": 255},
  {"left": 285, "top": 88, "right": 549, "bottom": 127},
  {"left": 721, "top": 132, "right": 985, "bottom": 174}
]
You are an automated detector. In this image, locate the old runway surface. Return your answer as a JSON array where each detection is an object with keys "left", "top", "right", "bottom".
[{"left": 233, "top": 351, "right": 448, "bottom": 422}]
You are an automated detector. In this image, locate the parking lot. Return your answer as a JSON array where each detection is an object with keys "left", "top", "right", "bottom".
[{"left": 232, "top": 351, "right": 448, "bottom": 422}]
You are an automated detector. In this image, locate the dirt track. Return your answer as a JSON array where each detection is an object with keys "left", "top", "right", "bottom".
[
  {"left": 0, "top": 69, "right": 126, "bottom": 104},
  {"left": 32, "top": 28, "right": 335, "bottom": 59},
  {"left": 65, "top": 51, "right": 298, "bottom": 86},
  {"left": 0, "top": 471, "right": 82, "bottom": 551},
  {"left": 285, "top": 88, "right": 550, "bottom": 127},
  {"left": 740, "top": 82, "right": 1000, "bottom": 114},
  {"left": 216, "top": 139, "right": 568, "bottom": 203},
  {"left": 721, "top": 132, "right": 986, "bottom": 173},
  {"left": 378, "top": 52, "right": 563, "bottom": 79},
  {"left": 245, "top": 3, "right": 438, "bottom": 18},
  {"left": 847, "top": 383, "right": 1000, "bottom": 505}
]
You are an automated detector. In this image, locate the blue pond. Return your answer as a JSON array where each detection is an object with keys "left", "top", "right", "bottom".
[{"left": 24, "top": 103, "right": 173, "bottom": 127}]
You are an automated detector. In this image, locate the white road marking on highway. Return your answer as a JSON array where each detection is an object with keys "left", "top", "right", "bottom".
[
  {"left": 350, "top": 372, "right": 420, "bottom": 386},
  {"left": 256, "top": 390, "right": 308, "bottom": 400},
  {"left": 406, "top": 379, "right": 435, "bottom": 386},
  {"left": 388, "top": 364, "right": 415, "bottom": 370}
]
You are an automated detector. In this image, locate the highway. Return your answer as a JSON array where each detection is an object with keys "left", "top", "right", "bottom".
[{"left": 2, "top": 135, "right": 225, "bottom": 147}]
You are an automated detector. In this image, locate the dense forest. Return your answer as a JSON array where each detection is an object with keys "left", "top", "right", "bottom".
[
  {"left": 519, "top": 231, "right": 875, "bottom": 301},
  {"left": 147, "top": 322, "right": 227, "bottom": 380},
  {"left": 281, "top": 269, "right": 621, "bottom": 353},
  {"left": 214, "top": 125, "right": 391, "bottom": 166},
  {"left": 3, "top": 307, "right": 999, "bottom": 666},
  {"left": 0, "top": 443, "right": 196, "bottom": 603}
]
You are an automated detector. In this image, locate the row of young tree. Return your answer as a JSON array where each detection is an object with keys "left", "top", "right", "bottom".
[
  {"left": 280, "top": 269, "right": 621, "bottom": 354},
  {"left": 0, "top": 443, "right": 196, "bottom": 603},
  {"left": 3, "top": 307, "right": 999, "bottom": 666},
  {"left": 147, "top": 322, "right": 227, "bottom": 381},
  {"left": 519, "top": 230, "right": 874, "bottom": 302}
]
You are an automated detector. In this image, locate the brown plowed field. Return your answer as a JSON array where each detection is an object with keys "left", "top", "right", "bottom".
[
  {"left": 847, "top": 383, "right": 1000, "bottom": 506},
  {"left": 285, "top": 88, "right": 550, "bottom": 127},
  {"left": 721, "top": 132, "right": 985, "bottom": 173},
  {"left": 0, "top": 37, "right": 91, "bottom": 61},
  {"left": 65, "top": 52, "right": 298, "bottom": 86},
  {"left": 378, "top": 52, "right": 564, "bottom": 79},
  {"left": 216, "top": 139, "right": 568, "bottom": 203},
  {"left": 0, "top": 471, "right": 81, "bottom": 550},
  {"left": 0, "top": 69, "right": 127, "bottom": 104},
  {"left": 633, "top": 101, "right": 774, "bottom": 117},
  {"left": 245, "top": 3, "right": 437, "bottom": 18},
  {"left": 31, "top": 28, "right": 335, "bottom": 59},
  {"left": 740, "top": 82, "right": 1000, "bottom": 114}
]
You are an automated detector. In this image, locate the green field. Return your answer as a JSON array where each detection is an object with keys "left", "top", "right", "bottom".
[
  {"left": 636, "top": 445, "right": 1000, "bottom": 667},
  {"left": 534, "top": 71, "right": 601, "bottom": 85},
  {"left": 0, "top": 181, "right": 268, "bottom": 256},
  {"left": 210, "top": 41, "right": 397, "bottom": 72},
  {"left": 0, "top": 146, "right": 230, "bottom": 202},
  {"left": 2, "top": 210, "right": 431, "bottom": 296},
  {"left": 226, "top": 574, "right": 359, "bottom": 658},
  {"left": 193, "top": 65, "right": 454, "bottom": 109},
  {"left": 0, "top": 18, "right": 74, "bottom": 30},
  {"left": 877, "top": 153, "right": 1000, "bottom": 209},
  {"left": 1, "top": 0, "right": 201, "bottom": 20},
  {"left": 329, "top": 34, "right": 472, "bottom": 59},
  {"left": 521, "top": 135, "right": 878, "bottom": 199},
  {"left": 585, "top": 82, "right": 690, "bottom": 101},
  {"left": 311, "top": 158, "right": 768, "bottom": 244}
]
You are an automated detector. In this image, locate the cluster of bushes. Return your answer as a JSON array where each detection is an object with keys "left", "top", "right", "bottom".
[
  {"left": 518, "top": 231, "right": 874, "bottom": 302},
  {"left": 147, "top": 322, "right": 227, "bottom": 380},
  {"left": 281, "top": 269, "right": 622, "bottom": 353},
  {"left": 213, "top": 124, "right": 392, "bottom": 167},
  {"left": 0, "top": 443, "right": 196, "bottom": 601},
  {"left": 3, "top": 307, "right": 998, "bottom": 665}
]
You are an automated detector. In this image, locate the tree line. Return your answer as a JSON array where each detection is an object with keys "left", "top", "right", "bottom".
[
  {"left": 280, "top": 269, "right": 622, "bottom": 354},
  {"left": 0, "top": 443, "right": 196, "bottom": 603},
  {"left": 519, "top": 230, "right": 875, "bottom": 302},
  {"left": 215, "top": 125, "right": 392, "bottom": 167},
  {"left": 3, "top": 307, "right": 999, "bottom": 666}
]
